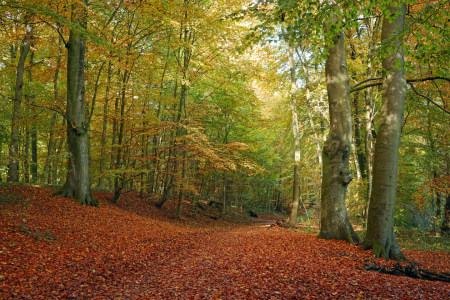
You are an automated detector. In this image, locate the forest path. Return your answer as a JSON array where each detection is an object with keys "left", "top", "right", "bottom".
[{"left": 1, "top": 185, "right": 449, "bottom": 299}]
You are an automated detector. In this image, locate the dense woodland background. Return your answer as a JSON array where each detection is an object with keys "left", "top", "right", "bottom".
[{"left": 0, "top": 0, "right": 449, "bottom": 252}]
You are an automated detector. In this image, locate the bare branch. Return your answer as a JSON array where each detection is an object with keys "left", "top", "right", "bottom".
[
  {"left": 351, "top": 76, "right": 450, "bottom": 93},
  {"left": 409, "top": 83, "right": 450, "bottom": 116},
  {"left": 351, "top": 77, "right": 382, "bottom": 89}
]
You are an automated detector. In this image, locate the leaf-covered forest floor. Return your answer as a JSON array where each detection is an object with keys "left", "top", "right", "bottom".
[{"left": 1, "top": 185, "right": 449, "bottom": 299}]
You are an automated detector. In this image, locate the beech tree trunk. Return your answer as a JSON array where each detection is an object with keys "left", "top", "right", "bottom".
[
  {"left": 28, "top": 51, "right": 38, "bottom": 182},
  {"left": 175, "top": 142, "right": 188, "bottom": 218},
  {"left": 42, "top": 38, "right": 62, "bottom": 184},
  {"left": 52, "top": 118, "right": 66, "bottom": 185},
  {"left": 361, "top": 1, "right": 407, "bottom": 260},
  {"left": 113, "top": 69, "right": 130, "bottom": 203},
  {"left": 157, "top": 10, "right": 192, "bottom": 209},
  {"left": 98, "top": 62, "right": 112, "bottom": 188},
  {"left": 318, "top": 14, "right": 360, "bottom": 244},
  {"left": 283, "top": 33, "right": 301, "bottom": 228},
  {"left": 24, "top": 117, "right": 30, "bottom": 183},
  {"left": 55, "top": 0, "right": 97, "bottom": 206},
  {"left": 7, "top": 22, "right": 32, "bottom": 182},
  {"left": 297, "top": 44, "right": 322, "bottom": 173},
  {"left": 362, "top": 16, "right": 377, "bottom": 224}
]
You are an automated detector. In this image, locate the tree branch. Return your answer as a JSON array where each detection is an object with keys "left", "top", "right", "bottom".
[
  {"left": 409, "top": 83, "right": 450, "bottom": 116},
  {"left": 352, "top": 77, "right": 382, "bottom": 89},
  {"left": 407, "top": 76, "right": 450, "bottom": 84},
  {"left": 351, "top": 76, "right": 450, "bottom": 93}
]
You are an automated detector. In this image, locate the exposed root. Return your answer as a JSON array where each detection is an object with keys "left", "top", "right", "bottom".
[{"left": 360, "top": 261, "right": 450, "bottom": 283}]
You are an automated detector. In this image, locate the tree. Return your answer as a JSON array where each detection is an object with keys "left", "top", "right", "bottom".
[
  {"left": 361, "top": 1, "right": 407, "bottom": 260},
  {"left": 282, "top": 32, "right": 301, "bottom": 228},
  {"left": 317, "top": 4, "right": 360, "bottom": 244},
  {"left": 7, "top": 18, "right": 32, "bottom": 182},
  {"left": 55, "top": 0, "right": 97, "bottom": 206}
]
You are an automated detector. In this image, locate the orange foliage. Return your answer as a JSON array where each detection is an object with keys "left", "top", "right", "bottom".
[
  {"left": 413, "top": 176, "right": 450, "bottom": 211},
  {"left": 1, "top": 185, "right": 449, "bottom": 299}
]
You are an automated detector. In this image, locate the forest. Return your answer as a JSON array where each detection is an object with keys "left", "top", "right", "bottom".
[{"left": 0, "top": 0, "right": 449, "bottom": 298}]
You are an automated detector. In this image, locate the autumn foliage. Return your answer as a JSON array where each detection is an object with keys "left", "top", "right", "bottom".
[{"left": 1, "top": 184, "right": 449, "bottom": 299}]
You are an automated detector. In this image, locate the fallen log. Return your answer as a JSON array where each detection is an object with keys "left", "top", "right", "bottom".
[{"left": 270, "top": 219, "right": 289, "bottom": 228}]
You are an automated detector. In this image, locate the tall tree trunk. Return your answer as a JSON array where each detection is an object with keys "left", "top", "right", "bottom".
[
  {"left": 110, "top": 80, "right": 120, "bottom": 190},
  {"left": 352, "top": 136, "right": 362, "bottom": 180},
  {"left": 361, "top": 1, "right": 407, "bottom": 260},
  {"left": 27, "top": 51, "right": 38, "bottom": 182},
  {"left": 157, "top": 145, "right": 176, "bottom": 208},
  {"left": 318, "top": 13, "right": 360, "bottom": 244},
  {"left": 283, "top": 32, "right": 301, "bottom": 228},
  {"left": 156, "top": 11, "right": 192, "bottom": 209},
  {"left": 175, "top": 141, "right": 188, "bottom": 218},
  {"left": 24, "top": 117, "right": 30, "bottom": 183},
  {"left": 55, "top": 0, "right": 97, "bottom": 206},
  {"left": 98, "top": 62, "right": 112, "bottom": 188},
  {"left": 363, "top": 90, "right": 373, "bottom": 222},
  {"left": 42, "top": 112, "right": 57, "bottom": 184},
  {"left": 113, "top": 69, "right": 130, "bottom": 203},
  {"left": 42, "top": 37, "right": 62, "bottom": 184},
  {"left": 222, "top": 174, "right": 227, "bottom": 218},
  {"left": 8, "top": 22, "right": 32, "bottom": 182},
  {"left": 297, "top": 45, "right": 322, "bottom": 173},
  {"left": 362, "top": 16, "right": 377, "bottom": 224},
  {"left": 353, "top": 94, "right": 366, "bottom": 178},
  {"left": 52, "top": 118, "right": 66, "bottom": 185}
]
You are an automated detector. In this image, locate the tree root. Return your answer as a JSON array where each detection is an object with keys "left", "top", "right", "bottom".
[{"left": 360, "top": 261, "right": 450, "bottom": 283}]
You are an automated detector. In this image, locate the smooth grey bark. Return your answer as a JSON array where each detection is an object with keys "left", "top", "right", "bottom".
[
  {"left": 318, "top": 15, "right": 360, "bottom": 244},
  {"left": 7, "top": 22, "right": 32, "bottom": 182},
  {"left": 55, "top": 0, "right": 97, "bottom": 206},
  {"left": 283, "top": 33, "right": 301, "bottom": 228},
  {"left": 352, "top": 94, "right": 366, "bottom": 179},
  {"left": 362, "top": 16, "right": 377, "bottom": 224},
  {"left": 361, "top": 2, "right": 407, "bottom": 260},
  {"left": 352, "top": 136, "right": 362, "bottom": 180},
  {"left": 363, "top": 94, "right": 373, "bottom": 222}
]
